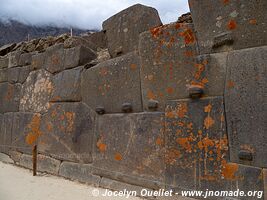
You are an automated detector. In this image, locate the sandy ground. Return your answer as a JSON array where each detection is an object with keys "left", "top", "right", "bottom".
[{"left": 0, "top": 162, "right": 142, "bottom": 200}]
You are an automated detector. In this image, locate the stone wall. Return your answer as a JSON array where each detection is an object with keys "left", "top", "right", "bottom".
[{"left": 0, "top": 2, "right": 266, "bottom": 200}]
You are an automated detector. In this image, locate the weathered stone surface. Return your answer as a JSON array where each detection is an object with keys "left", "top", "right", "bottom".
[
  {"left": 225, "top": 46, "right": 267, "bottom": 168},
  {"left": 82, "top": 31, "right": 107, "bottom": 50},
  {"left": 51, "top": 67, "right": 82, "bottom": 102},
  {"left": 31, "top": 53, "right": 45, "bottom": 70},
  {"left": 0, "top": 57, "right": 8, "bottom": 69},
  {"left": 8, "top": 51, "right": 22, "bottom": 68},
  {"left": 0, "top": 68, "right": 8, "bottom": 83},
  {"left": 59, "top": 161, "right": 100, "bottom": 185},
  {"left": 7, "top": 66, "right": 31, "bottom": 84},
  {"left": 64, "top": 46, "right": 96, "bottom": 70},
  {"left": 0, "top": 152, "right": 14, "bottom": 164},
  {"left": 44, "top": 44, "right": 64, "bottom": 74},
  {"left": 189, "top": 0, "right": 267, "bottom": 54},
  {"left": 8, "top": 150, "right": 22, "bottom": 163},
  {"left": 82, "top": 52, "right": 142, "bottom": 113},
  {"left": 19, "top": 153, "right": 61, "bottom": 174},
  {"left": 19, "top": 53, "right": 32, "bottom": 66},
  {"left": 20, "top": 69, "right": 53, "bottom": 113},
  {"left": 39, "top": 102, "right": 95, "bottom": 163},
  {"left": 264, "top": 169, "right": 267, "bottom": 200},
  {"left": 165, "top": 97, "right": 228, "bottom": 192},
  {"left": 103, "top": 4, "right": 162, "bottom": 57},
  {"left": 0, "top": 112, "right": 38, "bottom": 154},
  {"left": 92, "top": 112, "right": 165, "bottom": 189},
  {"left": 139, "top": 23, "right": 198, "bottom": 111},
  {"left": 0, "top": 83, "right": 21, "bottom": 113},
  {"left": 165, "top": 97, "right": 264, "bottom": 199}
]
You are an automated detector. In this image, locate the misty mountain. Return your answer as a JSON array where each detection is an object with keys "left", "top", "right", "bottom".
[{"left": 0, "top": 20, "right": 92, "bottom": 46}]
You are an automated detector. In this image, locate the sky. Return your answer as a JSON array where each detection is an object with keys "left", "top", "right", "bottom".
[{"left": 0, "top": 0, "right": 189, "bottom": 30}]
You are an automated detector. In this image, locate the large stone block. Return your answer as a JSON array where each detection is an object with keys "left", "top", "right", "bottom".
[
  {"left": 59, "top": 161, "right": 100, "bottom": 186},
  {"left": 165, "top": 97, "right": 264, "bottom": 199},
  {"left": 82, "top": 31, "right": 107, "bottom": 49},
  {"left": 51, "top": 67, "right": 82, "bottom": 102},
  {"left": 31, "top": 53, "right": 45, "bottom": 70},
  {"left": 8, "top": 51, "right": 22, "bottom": 68},
  {"left": 64, "top": 46, "right": 96, "bottom": 70},
  {"left": 82, "top": 52, "right": 142, "bottom": 113},
  {"left": 7, "top": 66, "right": 31, "bottom": 84},
  {"left": 0, "top": 112, "right": 38, "bottom": 154},
  {"left": 103, "top": 4, "right": 162, "bottom": 57},
  {"left": 0, "top": 68, "right": 8, "bottom": 83},
  {"left": 0, "top": 82, "right": 21, "bottom": 113},
  {"left": 20, "top": 69, "right": 53, "bottom": 113},
  {"left": 92, "top": 112, "right": 165, "bottom": 189},
  {"left": 225, "top": 46, "right": 267, "bottom": 168},
  {"left": 189, "top": 0, "right": 267, "bottom": 54},
  {"left": 44, "top": 44, "right": 64, "bottom": 74},
  {"left": 19, "top": 153, "right": 61, "bottom": 175},
  {"left": 39, "top": 102, "right": 95, "bottom": 163},
  {"left": 139, "top": 23, "right": 198, "bottom": 111},
  {"left": 0, "top": 57, "right": 8, "bottom": 69},
  {"left": 18, "top": 53, "right": 32, "bottom": 66}
]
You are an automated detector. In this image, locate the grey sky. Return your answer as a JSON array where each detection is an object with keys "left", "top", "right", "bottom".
[{"left": 0, "top": 0, "right": 189, "bottom": 30}]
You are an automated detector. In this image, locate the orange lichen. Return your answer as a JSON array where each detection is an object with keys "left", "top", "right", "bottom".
[
  {"left": 114, "top": 153, "right": 123, "bottom": 161},
  {"left": 97, "top": 136, "right": 107, "bottom": 153},
  {"left": 150, "top": 26, "right": 162, "bottom": 38},
  {"left": 179, "top": 28, "right": 195, "bottom": 44},
  {"left": 130, "top": 64, "right": 137, "bottom": 70},
  {"left": 51, "top": 55, "right": 60, "bottom": 65},
  {"left": 227, "top": 80, "right": 235, "bottom": 89},
  {"left": 65, "top": 112, "right": 75, "bottom": 132},
  {"left": 223, "top": 0, "right": 229, "bottom": 4},
  {"left": 184, "top": 51, "right": 194, "bottom": 57},
  {"left": 221, "top": 161, "right": 239, "bottom": 180},
  {"left": 204, "top": 116, "right": 215, "bottom": 129},
  {"left": 165, "top": 148, "right": 181, "bottom": 164},
  {"left": 166, "top": 87, "right": 174, "bottom": 94},
  {"left": 147, "top": 90, "right": 156, "bottom": 100},
  {"left": 176, "top": 103, "right": 188, "bottom": 118},
  {"left": 249, "top": 19, "right": 257, "bottom": 25},
  {"left": 176, "top": 137, "right": 192, "bottom": 152},
  {"left": 228, "top": 20, "right": 237, "bottom": 30},
  {"left": 156, "top": 137, "right": 164, "bottom": 146},
  {"left": 166, "top": 111, "right": 175, "bottom": 119},
  {"left": 4, "top": 85, "right": 14, "bottom": 101},
  {"left": 25, "top": 115, "right": 43, "bottom": 145},
  {"left": 204, "top": 104, "right": 212, "bottom": 113}
]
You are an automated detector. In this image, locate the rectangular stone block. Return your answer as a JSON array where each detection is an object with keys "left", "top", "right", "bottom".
[
  {"left": 165, "top": 97, "right": 228, "bottom": 192},
  {"left": 82, "top": 52, "right": 142, "bottom": 113},
  {"left": 59, "top": 161, "right": 100, "bottom": 186},
  {"left": 51, "top": 67, "right": 82, "bottom": 102},
  {"left": 44, "top": 44, "right": 64, "bottom": 74},
  {"left": 39, "top": 102, "right": 95, "bottom": 163},
  {"left": 92, "top": 112, "right": 165, "bottom": 189},
  {"left": 0, "top": 112, "right": 37, "bottom": 154},
  {"left": 0, "top": 57, "right": 8, "bottom": 69},
  {"left": 19, "top": 154, "right": 61, "bottom": 175},
  {"left": 165, "top": 98, "right": 264, "bottom": 199},
  {"left": 8, "top": 51, "right": 22, "bottom": 68},
  {"left": 0, "top": 83, "right": 21, "bottom": 113},
  {"left": 82, "top": 31, "right": 107, "bottom": 49},
  {"left": 225, "top": 46, "right": 267, "bottom": 168},
  {"left": 0, "top": 68, "right": 8, "bottom": 83},
  {"left": 19, "top": 53, "right": 32, "bottom": 66},
  {"left": 31, "top": 53, "right": 45, "bottom": 70},
  {"left": 189, "top": 0, "right": 267, "bottom": 54},
  {"left": 139, "top": 23, "right": 198, "bottom": 111},
  {"left": 7, "top": 66, "right": 31, "bottom": 84},
  {"left": 64, "top": 46, "right": 96, "bottom": 69},
  {"left": 103, "top": 4, "right": 162, "bottom": 57}
]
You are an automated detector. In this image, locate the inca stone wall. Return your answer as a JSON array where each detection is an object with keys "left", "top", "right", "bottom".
[{"left": 0, "top": 2, "right": 266, "bottom": 200}]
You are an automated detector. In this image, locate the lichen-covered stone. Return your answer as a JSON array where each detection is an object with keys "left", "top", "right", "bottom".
[
  {"left": 51, "top": 67, "right": 82, "bottom": 102},
  {"left": 39, "top": 102, "right": 95, "bottom": 163},
  {"left": 139, "top": 23, "right": 198, "bottom": 111},
  {"left": 189, "top": 0, "right": 267, "bottom": 54},
  {"left": 93, "top": 112, "right": 165, "bottom": 189},
  {"left": 7, "top": 66, "right": 31, "bottom": 84},
  {"left": 103, "top": 4, "right": 162, "bottom": 57},
  {"left": 44, "top": 44, "right": 64, "bottom": 74},
  {"left": 20, "top": 69, "right": 53, "bottom": 113},
  {"left": 31, "top": 53, "right": 45, "bottom": 70},
  {"left": 82, "top": 52, "right": 142, "bottom": 113},
  {"left": 0, "top": 82, "right": 21, "bottom": 113}
]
